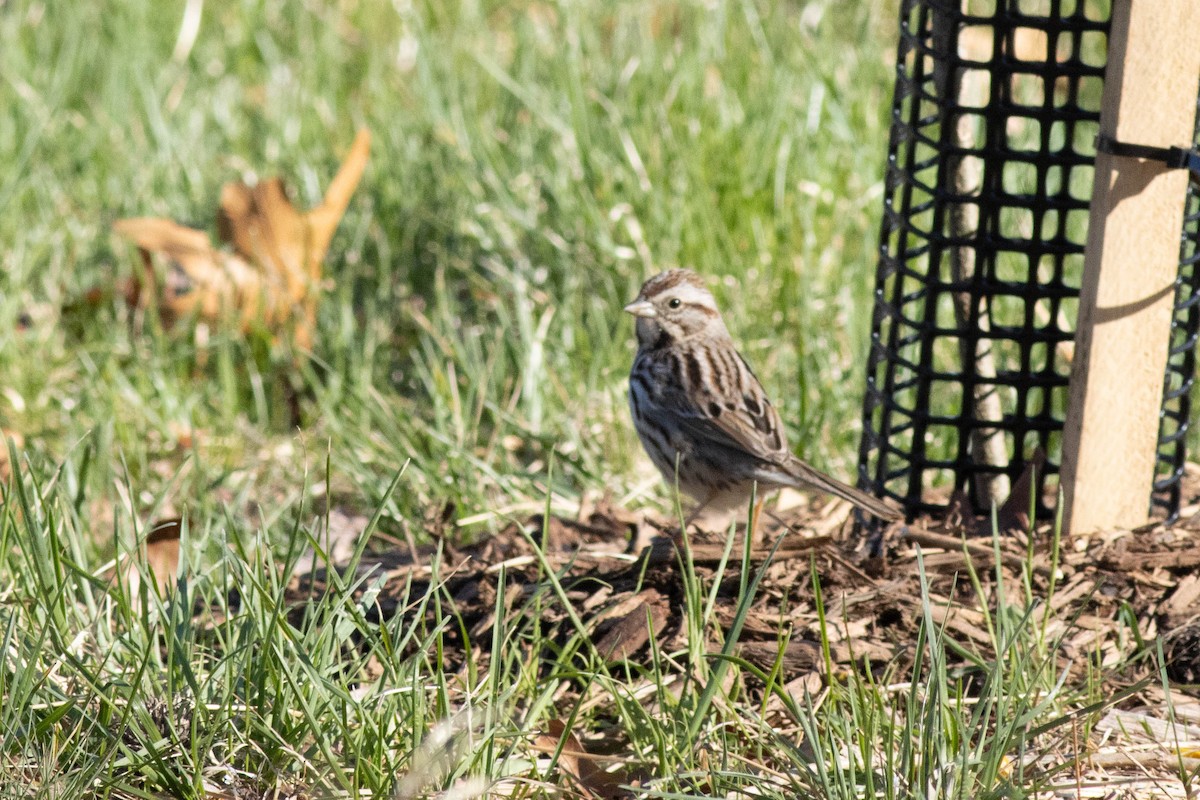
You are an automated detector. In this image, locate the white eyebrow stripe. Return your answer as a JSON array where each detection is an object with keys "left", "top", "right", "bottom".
[{"left": 670, "top": 284, "right": 715, "bottom": 306}]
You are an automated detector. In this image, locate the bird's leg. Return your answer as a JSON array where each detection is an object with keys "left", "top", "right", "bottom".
[{"left": 684, "top": 489, "right": 717, "bottom": 532}]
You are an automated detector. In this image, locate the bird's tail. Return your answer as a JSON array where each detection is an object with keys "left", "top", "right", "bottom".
[{"left": 786, "top": 460, "right": 901, "bottom": 521}]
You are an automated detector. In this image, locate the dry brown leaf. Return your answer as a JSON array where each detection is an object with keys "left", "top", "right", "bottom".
[
  {"left": 144, "top": 518, "right": 183, "bottom": 589},
  {"left": 114, "top": 129, "right": 370, "bottom": 351},
  {"left": 533, "top": 719, "right": 628, "bottom": 800},
  {"left": 105, "top": 518, "right": 184, "bottom": 604}
]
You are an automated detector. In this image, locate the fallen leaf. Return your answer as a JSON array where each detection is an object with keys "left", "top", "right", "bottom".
[
  {"left": 113, "top": 129, "right": 370, "bottom": 351},
  {"left": 110, "top": 518, "right": 183, "bottom": 602},
  {"left": 532, "top": 720, "right": 628, "bottom": 800},
  {"left": 142, "top": 517, "right": 183, "bottom": 596}
]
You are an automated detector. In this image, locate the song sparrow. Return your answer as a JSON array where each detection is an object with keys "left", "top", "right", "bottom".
[{"left": 625, "top": 269, "right": 898, "bottom": 523}]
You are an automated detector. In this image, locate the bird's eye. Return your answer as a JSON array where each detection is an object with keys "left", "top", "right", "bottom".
[{"left": 667, "top": 298, "right": 682, "bottom": 309}]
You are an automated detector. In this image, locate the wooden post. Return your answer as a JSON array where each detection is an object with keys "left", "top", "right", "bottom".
[{"left": 1061, "top": 0, "right": 1200, "bottom": 535}]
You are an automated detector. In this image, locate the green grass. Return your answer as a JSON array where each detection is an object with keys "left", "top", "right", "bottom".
[
  {"left": 0, "top": 0, "right": 1147, "bottom": 797},
  {"left": 2, "top": 0, "right": 895, "bottom": 523},
  {"left": 1, "top": 449, "right": 1117, "bottom": 798}
]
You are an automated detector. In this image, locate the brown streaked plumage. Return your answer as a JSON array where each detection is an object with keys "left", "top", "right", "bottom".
[{"left": 625, "top": 268, "right": 899, "bottom": 522}]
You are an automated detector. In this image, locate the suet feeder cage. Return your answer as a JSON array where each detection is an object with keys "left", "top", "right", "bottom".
[{"left": 857, "top": 0, "right": 1200, "bottom": 534}]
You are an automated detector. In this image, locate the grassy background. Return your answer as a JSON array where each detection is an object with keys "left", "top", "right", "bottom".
[
  {"left": 1, "top": 0, "right": 895, "bottom": 536},
  {"left": 3, "top": 2, "right": 1172, "bottom": 799},
  {"left": 5, "top": 1, "right": 1110, "bottom": 797}
]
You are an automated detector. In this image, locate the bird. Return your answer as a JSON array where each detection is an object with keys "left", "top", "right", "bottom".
[{"left": 624, "top": 269, "right": 899, "bottom": 527}]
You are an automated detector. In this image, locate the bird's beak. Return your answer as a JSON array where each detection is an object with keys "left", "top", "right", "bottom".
[{"left": 624, "top": 299, "right": 656, "bottom": 318}]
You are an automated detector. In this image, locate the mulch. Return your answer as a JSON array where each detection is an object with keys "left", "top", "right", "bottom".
[
  {"left": 292, "top": 494, "right": 1200, "bottom": 684},
  {"left": 288, "top": 480, "right": 1200, "bottom": 796}
]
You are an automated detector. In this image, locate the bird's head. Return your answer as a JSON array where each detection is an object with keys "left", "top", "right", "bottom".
[{"left": 624, "top": 269, "right": 728, "bottom": 347}]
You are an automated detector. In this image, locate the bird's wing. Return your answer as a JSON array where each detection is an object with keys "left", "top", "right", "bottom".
[{"left": 658, "top": 349, "right": 793, "bottom": 467}]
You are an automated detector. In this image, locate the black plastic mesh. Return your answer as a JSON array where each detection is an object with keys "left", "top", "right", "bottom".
[
  {"left": 858, "top": 0, "right": 1111, "bottom": 517},
  {"left": 1153, "top": 101, "right": 1200, "bottom": 518},
  {"left": 860, "top": 0, "right": 1200, "bottom": 521}
]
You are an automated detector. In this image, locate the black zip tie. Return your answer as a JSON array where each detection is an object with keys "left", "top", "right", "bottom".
[{"left": 1096, "top": 134, "right": 1200, "bottom": 180}]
